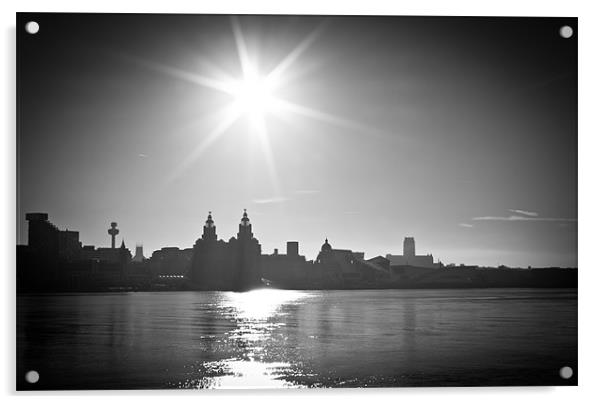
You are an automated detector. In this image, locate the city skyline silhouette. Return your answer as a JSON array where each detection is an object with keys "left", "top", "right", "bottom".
[
  {"left": 17, "top": 208, "right": 577, "bottom": 295},
  {"left": 17, "top": 14, "right": 577, "bottom": 267}
]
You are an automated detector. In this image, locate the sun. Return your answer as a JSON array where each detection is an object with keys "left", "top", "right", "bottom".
[
  {"left": 147, "top": 18, "right": 371, "bottom": 186},
  {"left": 229, "top": 67, "right": 278, "bottom": 122}
]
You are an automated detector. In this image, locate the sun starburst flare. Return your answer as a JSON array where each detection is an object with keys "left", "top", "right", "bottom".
[{"left": 134, "top": 18, "right": 376, "bottom": 191}]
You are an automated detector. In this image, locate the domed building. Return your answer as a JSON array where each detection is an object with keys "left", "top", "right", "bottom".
[
  {"left": 314, "top": 237, "right": 391, "bottom": 288},
  {"left": 320, "top": 238, "right": 332, "bottom": 253}
]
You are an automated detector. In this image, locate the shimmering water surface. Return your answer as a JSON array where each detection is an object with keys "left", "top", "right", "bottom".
[{"left": 17, "top": 289, "right": 577, "bottom": 389}]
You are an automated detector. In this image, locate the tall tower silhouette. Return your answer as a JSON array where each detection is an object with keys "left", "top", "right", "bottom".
[
  {"left": 132, "top": 244, "right": 145, "bottom": 262},
  {"left": 237, "top": 209, "right": 253, "bottom": 239},
  {"left": 403, "top": 237, "right": 415, "bottom": 257},
  {"left": 189, "top": 211, "right": 223, "bottom": 289},
  {"left": 202, "top": 211, "right": 217, "bottom": 241},
  {"left": 234, "top": 209, "right": 261, "bottom": 291},
  {"left": 108, "top": 222, "right": 119, "bottom": 249}
]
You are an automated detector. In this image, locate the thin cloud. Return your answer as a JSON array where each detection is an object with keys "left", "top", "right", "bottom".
[
  {"left": 138, "top": 153, "right": 148, "bottom": 158},
  {"left": 509, "top": 209, "right": 538, "bottom": 217},
  {"left": 472, "top": 215, "right": 576, "bottom": 222},
  {"left": 459, "top": 223, "right": 474, "bottom": 228},
  {"left": 252, "top": 196, "right": 290, "bottom": 204}
]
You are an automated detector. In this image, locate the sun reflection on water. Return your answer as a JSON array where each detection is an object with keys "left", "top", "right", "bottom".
[
  {"left": 182, "top": 289, "right": 310, "bottom": 388},
  {"left": 219, "top": 288, "right": 307, "bottom": 321},
  {"left": 221, "top": 289, "right": 307, "bottom": 351},
  {"left": 176, "top": 359, "right": 301, "bottom": 389}
]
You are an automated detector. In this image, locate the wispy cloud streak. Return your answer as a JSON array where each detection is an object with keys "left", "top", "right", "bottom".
[
  {"left": 472, "top": 215, "right": 576, "bottom": 222},
  {"left": 509, "top": 209, "right": 539, "bottom": 217}
]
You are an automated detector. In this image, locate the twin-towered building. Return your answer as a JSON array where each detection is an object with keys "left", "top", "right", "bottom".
[{"left": 188, "top": 210, "right": 262, "bottom": 291}]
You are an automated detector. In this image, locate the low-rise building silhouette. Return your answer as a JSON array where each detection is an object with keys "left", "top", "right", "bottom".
[
  {"left": 149, "top": 247, "right": 193, "bottom": 276},
  {"left": 261, "top": 241, "right": 310, "bottom": 288},
  {"left": 386, "top": 236, "right": 439, "bottom": 268},
  {"left": 313, "top": 238, "right": 392, "bottom": 288}
]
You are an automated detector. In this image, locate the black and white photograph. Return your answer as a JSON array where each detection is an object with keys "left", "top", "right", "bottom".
[{"left": 16, "top": 12, "right": 577, "bottom": 390}]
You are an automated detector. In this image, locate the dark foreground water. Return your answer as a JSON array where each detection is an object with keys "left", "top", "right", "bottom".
[{"left": 17, "top": 288, "right": 577, "bottom": 389}]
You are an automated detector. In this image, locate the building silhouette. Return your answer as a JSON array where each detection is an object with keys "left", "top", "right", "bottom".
[
  {"left": 132, "top": 244, "right": 145, "bottom": 262},
  {"left": 404, "top": 237, "right": 416, "bottom": 257},
  {"left": 81, "top": 220, "right": 133, "bottom": 265},
  {"left": 188, "top": 210, "right": 262, "bottom": 291},
  {"left": 25, "top": 212, "right": 82, "bottom": 261},
  {"left": 386, "top": 236, "right": 438, "bottom": 268},
  {"left": 313, "top": 238, "right": 391, "bottom": 288},
  {"left": 261, "top": 241, "right": 310, "bottom": 288},
  {"left": 230, "top": 209, "right": 262, "bottom": 290},
  {"left": 108, "top": 222, "right": 119, "bottom": 249},
  {"left": 188, "top": 212, "right": 230, "bottom": 289},
  {"left": 149, "top": 247, "right": 193, "bottom": 276},
  {"left": 18, "top": 214, "right": 141, "bottom": 292}
]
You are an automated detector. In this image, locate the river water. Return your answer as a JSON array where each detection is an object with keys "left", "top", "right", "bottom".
[{"left": 17, "top": 288, "right": 577, "bottom": 389}]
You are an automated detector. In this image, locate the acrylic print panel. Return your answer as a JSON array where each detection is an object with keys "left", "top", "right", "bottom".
[{"left": 16, "top": 13, "right": 577, "bottom": 390}]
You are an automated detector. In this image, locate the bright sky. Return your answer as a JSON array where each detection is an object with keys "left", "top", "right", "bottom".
[{"left": 18, "top": 14, "right": 577, "bottom": 267}]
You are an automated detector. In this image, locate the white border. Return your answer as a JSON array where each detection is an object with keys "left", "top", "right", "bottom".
[{"left": 3, "top": 1, "right": 601, "bottom": 403}]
